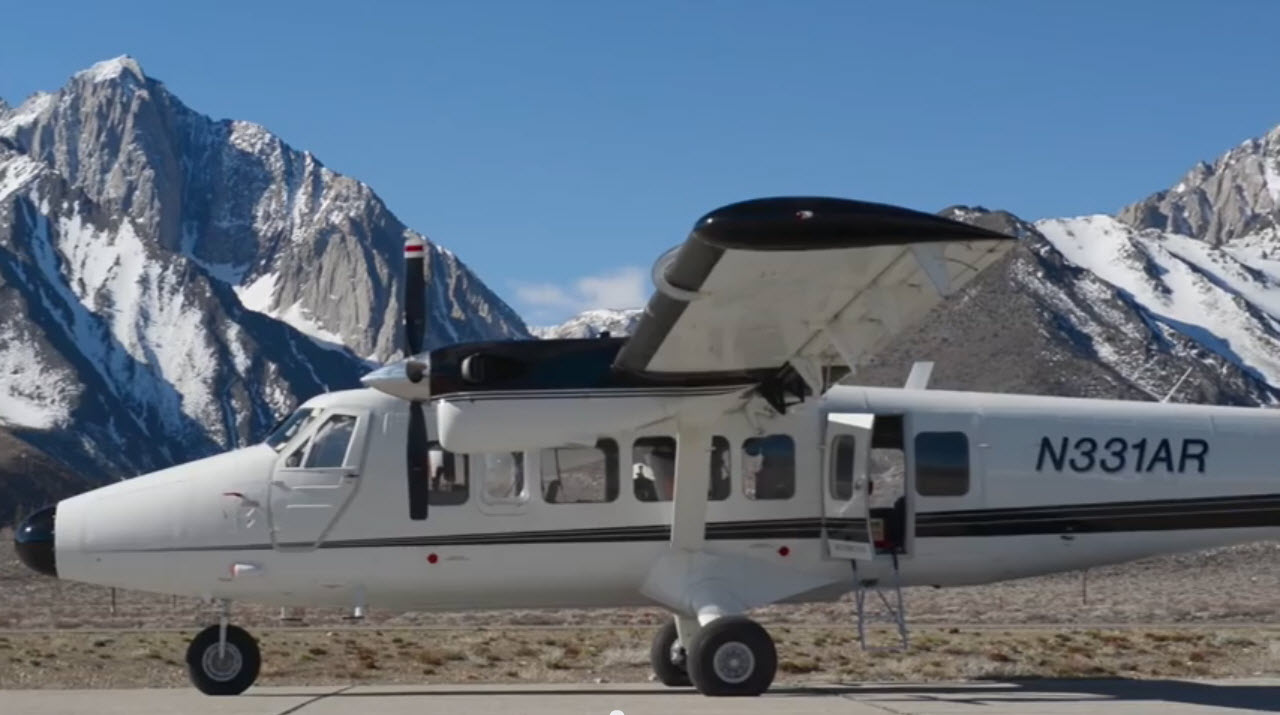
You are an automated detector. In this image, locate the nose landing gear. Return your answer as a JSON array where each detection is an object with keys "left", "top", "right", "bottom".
[{"left": 185, "top": 606, "right": 261, "bottom": 695}]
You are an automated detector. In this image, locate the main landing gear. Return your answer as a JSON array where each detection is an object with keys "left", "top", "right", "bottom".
[
  {"left": 185, "top": 603, "right": 261, "bottom": 695},
  {"left": 649, "top": 621, "right": 691, "bottom": 686},
  {"left": 650, "top": 616, "right": 777, "bottom": 696}
]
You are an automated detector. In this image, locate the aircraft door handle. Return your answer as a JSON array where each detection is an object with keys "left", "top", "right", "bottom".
[{"left": 270, "top": 480, "right": 292, "bottom": 490}]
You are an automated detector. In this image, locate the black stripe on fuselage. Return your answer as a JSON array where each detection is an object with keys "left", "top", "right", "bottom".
[
  {"left": 914, "top": 493, "right": 1280, "bottom": 537},
  {"left": 103, "top": 494, "right": 1280, "bottom": 553}
]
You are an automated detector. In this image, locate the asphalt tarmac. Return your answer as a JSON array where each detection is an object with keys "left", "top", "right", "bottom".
[{"left": 6, "top": 680, "right": 1280, "bottom": 715}]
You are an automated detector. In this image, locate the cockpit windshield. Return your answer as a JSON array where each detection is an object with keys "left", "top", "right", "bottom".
[{"left": 265, "top": 408, "right": 319, "bottom": 450}]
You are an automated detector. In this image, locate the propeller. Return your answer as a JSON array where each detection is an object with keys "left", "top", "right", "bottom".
[{"left": 404, "top": 234, "right": 429, "bottom": 520}]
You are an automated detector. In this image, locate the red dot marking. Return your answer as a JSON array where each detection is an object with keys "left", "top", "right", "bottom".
[
  {"left": 778, "top": 546, "right": 790, "bottom": 557},
  {"left": 427, "top": 553, "right": 438, "bottom": 564}
]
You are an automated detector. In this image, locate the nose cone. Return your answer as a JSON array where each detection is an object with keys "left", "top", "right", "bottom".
[{"left": 14, "top": 505, "right": 56, "bottom": 577}]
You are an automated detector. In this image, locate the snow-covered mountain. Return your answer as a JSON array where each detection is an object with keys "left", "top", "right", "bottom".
[
  {"left": 860, "top": 160, "right": 1280, "bottom": 407},
  {"left": 0, "top": 57, "right": 529, "bottom": 515},
  {"left": 532, "top": 308, "right": 643, "bottom": 339},
  {"left": 545, "top": 126, "right": 1280, "bottom": 409}
]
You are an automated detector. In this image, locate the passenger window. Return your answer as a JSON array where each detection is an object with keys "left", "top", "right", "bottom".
[
  {"left": 427, "top": 445, "right": 469, "bottom": 505},
  {"left": 542, "top": 439, "right": 618, "bottom": 503},
  {"left": 632, "top": 437, "right": 731, "bottom": 502},
  {"left": 478, "top": 451, "right": 525, "bottom": 504},
  {"left": 915, "top": 431, "right": 970, "bottom": 496},
  {"left": 303, "top": 415, "right": 357, "bottom": 468},
  {"left": 830, "top": 435, "right": 855, "bottom": 500},
  {"left": 632, "top": 437, "right": 675, "bottom": 502},
  {"left": 709, "top": 436, "right": 730, "bottom": 501},
  {"left": 743, "top": 435, "right": 795, "bottom": 500}
]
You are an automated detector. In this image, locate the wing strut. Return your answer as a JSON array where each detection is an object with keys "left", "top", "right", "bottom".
[{"left": 669, "top": 421, "right": 711, "bottom": 551}]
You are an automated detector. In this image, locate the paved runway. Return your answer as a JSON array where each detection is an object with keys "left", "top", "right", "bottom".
[{"left": 6, "top": 680, "right": 1280, "bottom": 714}]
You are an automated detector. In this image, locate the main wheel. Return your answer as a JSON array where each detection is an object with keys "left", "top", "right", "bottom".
[
  {"left": 185, "top": 624, "right": 261, "bottom": 695},
  {"left": 649, "top": 620, "right": 691, "bottom": 686},
  {"left": 686, "top": 616, "right": 776, "bottom": 697}
]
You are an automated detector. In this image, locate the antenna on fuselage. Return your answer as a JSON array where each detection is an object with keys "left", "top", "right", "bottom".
[{"left": 404, "top": 234, "right": 429, "bottom": 520}]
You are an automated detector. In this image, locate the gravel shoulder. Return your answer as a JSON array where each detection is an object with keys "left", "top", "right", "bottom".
[{"left": 6, "top": 529, "right": 1280, "bottom": 688}]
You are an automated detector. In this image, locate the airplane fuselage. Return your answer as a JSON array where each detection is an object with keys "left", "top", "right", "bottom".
[{"left": 41, "top": 384, "right": 1280, "bottom": 613}]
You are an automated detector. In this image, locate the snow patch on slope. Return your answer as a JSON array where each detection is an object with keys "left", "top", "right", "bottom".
[
  {"left": 234, "top": 272, "right": 349, "bottom": 352},
  {"left": 55, "top": 213, "right": 219, "bottom": 431},
  {"left": 0, "top": 154, "right": 44, "bottom": 201},
  {"left": 0, "top": 325, "right": 75, "bottom": 429},
  {"left": 0, "top": 92, "right": 54, "bottom": 138},
  {"left": 1037, "top": 215, "right": 1280, "bottom": 388},
  {"left": 234, "top": 272, "right": 278, "bottom": 313},
  {"left": 532, "top": 308, "right": 643, "bottom": 339}
]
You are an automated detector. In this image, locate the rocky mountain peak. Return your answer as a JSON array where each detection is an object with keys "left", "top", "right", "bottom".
[
  {"left": 1119, "top": 123, "right": 1280, "bottom": 244},
  {"left": 0, "top": 58, "right": 531, "bottom": 519},
  {"left": 1, "top": 58, "right": 529, "bottom": 360},
  {"left": 73, "top": 55, "right": 145, "bottom": 84}
]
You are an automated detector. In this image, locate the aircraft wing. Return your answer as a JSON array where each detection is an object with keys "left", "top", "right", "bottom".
[{"left": 614, "top": 197, "right": 1015, "bottom": 385}]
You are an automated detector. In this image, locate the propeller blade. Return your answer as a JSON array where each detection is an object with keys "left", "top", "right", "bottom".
[
  {"left": 407, "top": 400, "right": 429, "bottom": 520},
  {"left": 404, "top": 234, "right": 427, "bottom": 357}
]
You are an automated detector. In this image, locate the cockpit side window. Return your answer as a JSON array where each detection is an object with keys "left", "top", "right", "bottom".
[
  {"left": 303, "top": 415, "right": 358, "bottom": 468},
  {"left": 265, "top": 408, "right": 317, "bottom": 450},
  {"left": 285, "top": 438, "right": 310, "bottom": 468}
]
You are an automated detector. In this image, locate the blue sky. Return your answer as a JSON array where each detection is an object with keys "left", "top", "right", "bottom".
[{"left": 3, "top": 1, "right": 1280, "bottom": 325}]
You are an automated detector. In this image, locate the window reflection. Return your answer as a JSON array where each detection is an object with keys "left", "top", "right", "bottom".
[
  {"left": 743, "top": 435, "right": 795, "bottom": 500},
  {"left": 542, "top": 440, "right": 618, "bottom": 503},
  {"left": 915, "top": 432, "right": 970, "bottom": 496},
  {"left": 304, "top": 415, "right": 357, "bottom": 468},
  {"left": 428, "top": 445, "right": 469, "bottom": 505},
  {"left": 632, "top": 437, "right": 732, "bottom": 502},
  {"left": 478, "top": 451, "right": 523, "bottom": 504}
]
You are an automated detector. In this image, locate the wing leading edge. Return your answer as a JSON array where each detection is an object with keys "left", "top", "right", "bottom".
[{"left": 614, "top": 197, "right": 1015, "bottom": 386}]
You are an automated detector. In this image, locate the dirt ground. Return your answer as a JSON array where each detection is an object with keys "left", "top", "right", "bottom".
[
  {"left": 6, "top": 528, "right": 1280, "bottom": 687},
  {"left": 3, "top": 625, "right": 1279, "bottom": 690}
]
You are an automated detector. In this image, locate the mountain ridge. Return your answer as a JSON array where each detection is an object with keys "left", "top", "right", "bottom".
[{"left": 0, "top": 57, "right": 530, "bottom": 519}]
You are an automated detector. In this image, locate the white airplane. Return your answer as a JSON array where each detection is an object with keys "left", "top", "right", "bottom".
[{"left": 14, "top": 197, "right": 1278, "bottom": 697}]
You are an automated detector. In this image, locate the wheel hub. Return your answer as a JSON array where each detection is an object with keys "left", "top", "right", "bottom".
[
  {"left": 711, "top": 640, "right": 755, "bottom": 684},
  {"left": 201, "top": 642, "right": 244, "bottom": 682}
]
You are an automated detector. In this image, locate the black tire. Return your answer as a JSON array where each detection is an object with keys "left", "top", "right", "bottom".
[
  {"left": 649, "top": 620, "right": 692, "bottom": 687},
  {"left": 687, "top": 616, "right": 776, "bottom": 697},
  {"left": 185, "top": 624, "right": 261, "bottom": 695}
]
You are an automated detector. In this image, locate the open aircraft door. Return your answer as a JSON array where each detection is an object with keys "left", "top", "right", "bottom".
[
  {"left": 823, "top": 413, "right": 876, "bottom": 561},
  {"left": 269, "top": 409, "right": 370, "bottom": 550}
]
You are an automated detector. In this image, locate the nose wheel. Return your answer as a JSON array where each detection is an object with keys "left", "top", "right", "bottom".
[
  {"left": 686, "top": 616, "right": 776, "bottom": 697},
  {"left": 185, "top": 623, "right": 261, "bottom": 695},
  {"left": 649, "top": 620, "right": 691, "bottom": 686}
]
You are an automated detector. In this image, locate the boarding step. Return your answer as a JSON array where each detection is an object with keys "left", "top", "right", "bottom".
[{"left": 851, "top": 553, "right": 908, "bottom": 652}]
